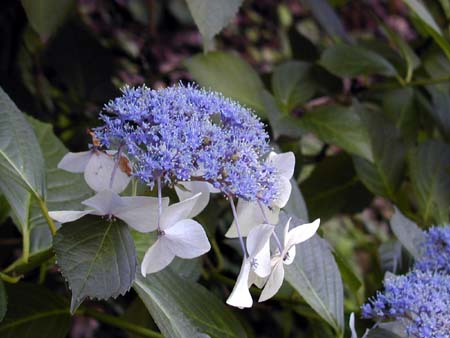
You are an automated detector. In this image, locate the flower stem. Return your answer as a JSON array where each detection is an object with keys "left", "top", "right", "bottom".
[
  {"left": 77, "top": 307, "right": 163, "bottom": 338},
  {"left": 38, "top": 198, "right": 57, "bottom": 236},
  {"left": 228, "top": 196, "right": 248, "bottom": 259},
  {"left": 157, "top": 177, "right": 162, "bottom": 231}
]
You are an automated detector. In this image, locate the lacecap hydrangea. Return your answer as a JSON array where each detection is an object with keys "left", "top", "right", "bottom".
[
  {"left": 415, "top": 225, "right": 450, "bottom": 274},
  {"left": 361, "top": 270, "right": 450, "bottom": 338},
  {"left": 94, "top": 84, "right": 277, "bottom": 204},
  {"left": 51, "top": 83, "right": 320, "bottom": 309}
]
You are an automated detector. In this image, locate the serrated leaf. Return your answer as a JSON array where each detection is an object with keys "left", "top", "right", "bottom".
[
  {"left": 320, "top": 44, "right": 397, "bottom": 77},
  {"left": 0, "top": 283, "right": 70, "bottom": 338},
  {"left": 284, "top": 233, "right": 344, "bottom": 333},
  {"left": 185, "top": 0, "right": 242, "bottom": 41},
  {"left": 0, "top": 279, "right": 6, "bottom": 322},
  {"left": 27, "top": 116, "right": 92, "bottom": 253},
  {"left": 299, "top": 0, "right": 351, "bottom": 43},
  {"left": 353, "top": 110, "right": 405, "bottom": 198},
  {"left": 409, "top": 140, "right": 450, "bottom": 225},
  {"left": 0, "top": 87, "right": 46, "bottom": 232},
  {"left": 301, "top": 153, "right": 372, "bottom": 221},
  {"left": 21, "top": 0, "right": 74, "bottom": 41},
  {"left": 184, "top": 52, "right": 266, "bottom": 115},
  {"left": 390, "top": 208, "right": 425, "bottom": 259},
  {"left": 54, "top": 216, "right": 137, "bottom": 313},
  {"left": 271, "top": 61, "right": 316, "bottom": 113},
  {"left": 284, "top": 178, "right": 309, "bottom": 222},
  {"left": 134, "top": 270, "right": 247, "bottom": 338},
  {"left": 300, "top": 104, "right": 373, "bottom": 161}
]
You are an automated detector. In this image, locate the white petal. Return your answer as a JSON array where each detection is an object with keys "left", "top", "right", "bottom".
[
  {"left": 57, "top": 151, "right": 93, "bottom": 173},
  {"left": 285, "top": 218, "right": 320, "bottom": 250},
  {"left": 113, "top": 196, "right": 169, "bottom": 233},
  {"left": 259, "top": 259, "right": 285, "bottom": 302},
  {"left": 252, "top": 241, "right": 272, "bottom": 278},
  {"left": 160, "top": 193, "right": 201, "bottom": 230},
  {"left": 272, "top": 176, "right": 292, "bottom": 209},
  {"left": 283, "top": 246, "right": 296, "bottom": 265},
  {"left": 246, "top": 224, "right": 274, "bottom": 258},
  {"left": 141, "top": 239, "right": 175, "bottom": 275},
  {"left": 283, "top": 218, "right": 292, "bottom": 248},
  {"left": 175, "top": 181, "right": 212, "bottom": 218},
  {"left": 164, "top": 219, "right": 210, "bottom": 258},
  {"left": 225, "top": 200, "right": 279, "bottom": 238},
  {"left": 82, "top": 190, "right": 121, "bottom": 215},
  {"left": 248, "top": 269, "right": 268, "bottom": 289},
  {"left": 84, "top": 152, "right": 130, "bottom": 193},
  {"left": 48, "top": 210, "right": 95, "bottom": 223},
  {"left": 267, "top": 151, "right": 295, "bottom": 179},
  {"left": 226, "top": 259, "right": 253, "bottom": 309},
  {"left": 349, "top": 313, "right": 358, "bottom": 338}
]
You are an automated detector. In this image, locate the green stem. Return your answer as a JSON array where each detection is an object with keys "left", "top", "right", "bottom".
[
  {"left": 37, "top": 198, "right": 57, "bottom": 235},
  {"left": 77, "top": 308, "right": 163, "bottom": 338},
  {"left": 0, "top": 272, "right": 21, "bottom": 283},
  {"left": 372, "top": 74, "right": 450, "bottom": 90},
  {"left": 22, "top": 228, "right": 30, "bottom": 263}
]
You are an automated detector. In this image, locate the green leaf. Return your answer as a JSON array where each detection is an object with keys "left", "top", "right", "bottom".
[
  {"left": 403, "top": 0, "right": 450, "bottom": 60},
  {"left": 299, "top": 0, "right": 351, "bottom": 43},
  {"left": 271, "top": 61, "right": 316, "bottom": 112},
  {"left": 261, "top": 91, "right": 302, "bottom": 140},
  {"left": 134, "top": 270, "right": 247, "bottom": 338},
  {"left": 409, "top": 140, "right": 450, "bottom": 225},
  {"left": 390, "top": 208, "right": 425, "bottom": 259},
  {"left": 21, "top": 0, "right": 74, "bottom": 41},
  {"left": 0, "top": 283, "right": 70, "bottom": 338},
  {"left": 185, "top": 0, "right": 242, "bottom": 42},
  {"left": 285, "top": 178, "right": 309, "bottom": 222},
  {"left": 184, "top": 52, "right": 266, "bottom": 115},
  {"left": 27, "top": 116, "right": 92, "bottom": 253},
  {"left": 299, "top": 104, "right": 373, "bottom": 161},
  {"left": 283, "top": 222, "right": 344, "bottom": 332},
  {"left": 382, "top": 25, "right": 420, "bottom": 81},
  {"left": 0, "top": 279, "right": 6, "bottom": 322},
  {"left": 53, "top": 216, "right": 137, "bottom": 313},
  {"left": 333, "top": 251, "right": 362, "bottom": 293},
  {"left": 353, "top": 110, "right": 405, "bottom": 198},
  {"left": 0, "top": 87, "right": 46, "bottom": 232},
  {"left": 382, "top": 87, "right": 418, "bottom": 141},
  {"left": 320, "top": 44, "right": 398, "bottom": 77},
  {"left": 427, "top": 86, "right": 450, "bottom": 140},
  {"left": 301, "top": 153, "right": 372, "bottom": 221}
]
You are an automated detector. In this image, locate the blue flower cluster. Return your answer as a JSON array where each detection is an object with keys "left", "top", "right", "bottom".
[
  {"left": 362, "top": 270, "right": 450, "bottom": 338},
  {"left": 415, "top": 225, "right": 450, "bottom": 274},
  {"left": 94, "top": 84, "right": 277, "bottom": 204},
  {"left": 362, "top": 225, "right": 450, "bottom": 337}
]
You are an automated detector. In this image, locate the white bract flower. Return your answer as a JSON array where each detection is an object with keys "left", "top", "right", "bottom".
[
  {"left": 58, "top": 150, "right": 131, "bottom": 194},
  {"left": 225, "top": 151, "right": 295, "bottom": 238},
  {"left": 226, "top": 224, "right": 274, "bottom": 309},
  {"left": 175, "top": 180, "right": 219, "bottom": 218},
  {"left": 259, "top": 217, "right": 320, "bottom": 302},
  {"left": 141, "top": 193, "right": 211, "bottom": 275},
  {"left": 49, "top": 189, "right": 168, "bottom": 232}
]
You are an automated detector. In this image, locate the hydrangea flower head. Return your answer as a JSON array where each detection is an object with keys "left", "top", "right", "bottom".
[
  {"left": 415, "top": 225, "right": 450, "bottom": 274},
  {"left": 362, "top": 270, "right": 450, "bottom": 338},
  {"left": 94, "top": 84, "right": 278, "bottom": 204}
]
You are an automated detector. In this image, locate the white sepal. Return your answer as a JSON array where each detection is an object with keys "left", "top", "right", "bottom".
[
  {"left": 141, "top": 239, "right": 175, "bottom": 275},
  {"left": 84, "top": 152, "right": 130, "bottom": 193},
  {"left": 160, "top": 193, "right": 201, "bottom": 229},
  {"left": 267, "top": 151, "right": 295, "bottom": 180},
  {"left": 57, "top": 151, "right": 93, "bottom": 173},
  {"left": 48, "top": 210, "right": 96, "bottom": 223},
  {"left": 164, "top": 219, "right": 211, "bottom": 259},
  {"left": 284, "top": 218, "right": 320, "bottom": 251},
  {"left": 258, "top": 258, "right": 284, "bottom": 302},
  {"left": 175, "top": 181, "right": 215, "bottom": 218},
  {"left": 226, "top": 259, "right": 253, "bottom": 309}
]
